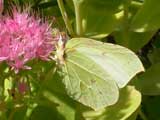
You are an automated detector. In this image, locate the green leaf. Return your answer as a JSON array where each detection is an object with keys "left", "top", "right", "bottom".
[
  {"left": 81, "top": 11, "right": 123, "bottom": 39},
  {"left": 43, "top": 90, "right": 76, "bottom": 120},
  {"left": 72, "top": 0, "right": 126, "bottom": 13},
  {"left": 148, "top": 48, "right": 160, "bottom": 64},
  {"left": 44, "top": 70, "right": 67, "bottom": 95},
  {"left": 66, "top": 0, "right": 124, "bottom": 38},
  {"left": 12, "top": 107, "right": 27, "bottom": 120},
  {"left": 103, "top": 86, "right": 141, "bottom": 120},
  {"left": 82, "top": 86, "right": 141, "bottom": 120},
  {"left": 114, "top": 31, "right": 156, "bottom": 51},
  {"left": 61, "top": 38, "right": 144, "bottom": 110},
  {"left": 143, "top": 96, "right": 160, "bottom": 120},
  {"left": 30, "top": 105, "right": 62, "bottom": 120},
  {"left": 134, "top": 63, "right": 160, "bottom": 95},
  {"left": 42, "top": 71, "right": 76, "bottom": 120},
  {"left": 126, "top": 111, "right": 139, "bottom": 120},
  {"left": 131, "top": 0, "right": 160, "bottom": 32},
  {"left": 113, "top": 1, "right": 152, "bottom": 50}
]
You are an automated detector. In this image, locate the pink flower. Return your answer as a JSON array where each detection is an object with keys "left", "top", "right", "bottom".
[
  {"left": 18, "top": 82, "right": 28, "bottom": 95},
  {"left": 0, "top": 10, "right": 57, "bottom": 73}
]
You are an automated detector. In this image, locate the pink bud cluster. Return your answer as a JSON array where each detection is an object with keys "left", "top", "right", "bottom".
[{"left": 0, "top": 10, "right": 56, "bottom": 73}]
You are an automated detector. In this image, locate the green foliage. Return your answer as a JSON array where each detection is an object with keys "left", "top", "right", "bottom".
[
  {"left": 1, "top": 0, "right": 160, "bottom": 120},
  {"left": 81, "top": 86, "right": 141, "bottom": 120},
  {"left": 65, "top": 0, "right": 125, "bottom": 38},
  {"left": 134, "top": 62, "right": 160, "bottom": 95},
  {"left": 142, "top": 96, "right": 160, "bottom": 120},
  {"left": 114, "top": 31, "right": 156, "bottom": 52},
  {"left": 131, "top": 0, "right": 160, "bottom": 32}
]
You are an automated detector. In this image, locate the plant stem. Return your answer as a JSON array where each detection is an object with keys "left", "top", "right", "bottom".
[
  {"left": 139, "top": 109, "right": 148, "bottom": 120},
  {"left": 24, "top": 103, "right": 37, "bottom": 120},
  {"left": 57, "top": 0, "right": 74, "bottom": 36},
  {"left": 122, "top": 1, "right": 130, "bottom": 47},
  {"left": 8, "top": 107, "right": 19, "bottom": 120},
  {"left": 0, "top": 111, "right": 7, "bottom": 120},
  {"left": 74, "top": 2, "right": 83, "bottom": 36}
]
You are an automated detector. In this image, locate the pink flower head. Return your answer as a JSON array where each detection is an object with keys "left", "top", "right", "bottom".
[
  {"left": 18, "top": 81, "right": 28, "bottom": 95},
  {"left": 0, "top": 9, "right": 57, "bottom": 73}
]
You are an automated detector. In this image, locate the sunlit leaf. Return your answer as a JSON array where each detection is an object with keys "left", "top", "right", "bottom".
[
  {"left": 65, "top": 0, "right": 125, "bottom": 38},
  {"left": 43, "top": 90, "right": 76, "bottom": 120},
  {"left": 134, "top": 62, "right": 160, "bottom": 95},
  {"left": 82, "top": 86, "right": 141, "bottom": 120},
  {"left": 114, "top": 31, "right": 156, "bottom": 52},
  {"left": 72, "top": 0, "right": 126, "bottom": 13},
  {"left": 42, "top": 71, "right": 76, "bottom": 120},
  {"left": 131, "top": 0, "right": 160, "bottom": 32}
]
